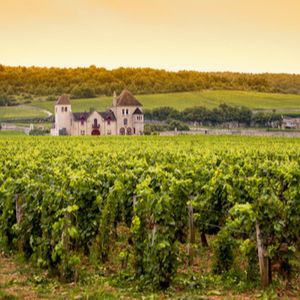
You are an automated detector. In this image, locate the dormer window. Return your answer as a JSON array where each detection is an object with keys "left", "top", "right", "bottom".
[
  {"left": 93, "top": 118, "right": 100, "bottom": 129},
  {"left": 126, "top": 109, "right": 129, "bottom": 115},
  {"left": 80, "top": 116, "right": 85, "bottom": 125},
  {"left": 65, "top": 107, "right": 68, "bottom": 112},
  {"left": 61, "top": 107, "right": 64, "bottom": 112},
  {"left": 107, "top": 116, "right": 111, "bottom": 125},
  {"left": 122, "top": 109, "right": 125, "bottom": 115}
]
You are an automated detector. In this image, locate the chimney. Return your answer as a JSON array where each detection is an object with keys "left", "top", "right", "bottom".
[{"left": 112, "top": 91, "right": 117, "bottom": 106}]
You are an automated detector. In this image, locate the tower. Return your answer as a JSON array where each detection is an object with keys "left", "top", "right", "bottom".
[{"left": 54, "top": 95, "right": 72, "bottom": 135}]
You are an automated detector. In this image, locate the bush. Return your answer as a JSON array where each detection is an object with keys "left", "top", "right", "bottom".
[
  {"left": 144, "top": 120, "right": 190, "bottom": 134},
  {"left": 29, "top": 128, "right": 50, "bottom": 136},
  {"left": 166, "top": 119, "right": 190, "bottom": 131}
]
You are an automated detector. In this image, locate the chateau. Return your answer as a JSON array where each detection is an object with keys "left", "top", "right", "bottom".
[{"left": 50, "top": 90, "right": 144, "bottom": 136}]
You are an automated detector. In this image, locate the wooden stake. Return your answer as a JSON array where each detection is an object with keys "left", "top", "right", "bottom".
[
  {"left": 187, "top": 203, "right": 195, "bottom": 265},
  {"left": 16, "top": 194, "right": 24, "bottom": 252},
  {"left": 256, "top": 222, "right": 272, "bottom": 288}
]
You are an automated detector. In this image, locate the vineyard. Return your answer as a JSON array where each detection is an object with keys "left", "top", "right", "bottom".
[{"left": 0, "top": 135, "right": 299, "bottom": 297}]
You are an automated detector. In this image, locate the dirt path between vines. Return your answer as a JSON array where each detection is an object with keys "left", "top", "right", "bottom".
[
  {"left": 0, "top": 251, "right": 299, "bottom": 300},
  {"left": 0, "top": 252, "right": 42, "bottom": 299}
]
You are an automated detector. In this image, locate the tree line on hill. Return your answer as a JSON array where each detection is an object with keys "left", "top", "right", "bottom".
[
  {"left": 0, "top": 65, "right": 299, "bottom": 106},
  {"left": 144, "top": 104, "right": 283, "bottom": 129}
]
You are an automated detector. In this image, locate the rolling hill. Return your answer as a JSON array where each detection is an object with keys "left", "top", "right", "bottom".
[
  {"left": 1, "top": 90, "right": 300, "bottom": 120},
  {"left": 32, "top": 90, "right": 300, "bottom": 113}
]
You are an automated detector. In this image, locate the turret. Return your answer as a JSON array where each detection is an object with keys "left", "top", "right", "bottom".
[{"left": 112, "top": 91, "right": 117, "bottom": 107}]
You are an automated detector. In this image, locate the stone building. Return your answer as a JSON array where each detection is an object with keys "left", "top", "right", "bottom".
[
  {"left": 50, "top": 90, "right": 144, "bottom": 136},
  {"left": 281, "top": 117, "right": 300, "bottom": 129}
]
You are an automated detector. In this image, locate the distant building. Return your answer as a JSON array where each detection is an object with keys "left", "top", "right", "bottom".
[
  {"left": 50, "top": 90, "right": 144, "bottom": 136},
  {"left": 281, "top": 117, "right": 300, "bottom": 129}
]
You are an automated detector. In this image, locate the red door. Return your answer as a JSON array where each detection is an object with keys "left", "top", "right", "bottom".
[{"left": 91, "top": 129, "right": 100, "bottom": 135}]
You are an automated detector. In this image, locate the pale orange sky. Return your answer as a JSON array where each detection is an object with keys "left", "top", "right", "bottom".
[{"left": 0, "top": 0, "right": 299, "bottom": 73}]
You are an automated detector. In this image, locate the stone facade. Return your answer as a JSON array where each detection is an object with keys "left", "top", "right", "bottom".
[
  {"left": 281, "top": 117, "right": 300, "bottom": 129},
  {"left": 50, "top": 90, "right": 144, "bottom": 136}
]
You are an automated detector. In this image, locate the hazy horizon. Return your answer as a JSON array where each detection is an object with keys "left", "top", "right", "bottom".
[
  {"left": 1, "top": 0, "right": 299, "bottom": 74},
  {"left": 1, "top": 64, "right": 299, "bottom": 76}
]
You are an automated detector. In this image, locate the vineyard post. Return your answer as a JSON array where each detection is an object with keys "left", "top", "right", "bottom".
[
  {"left": 256, "top": 222, "right": 272, "bottom": 287},
  {"left": 16, "top": 194, "right": 24, "bottom": 252},
  {"left": 187, "top": 202, "right": 195, "bottom": 266}
]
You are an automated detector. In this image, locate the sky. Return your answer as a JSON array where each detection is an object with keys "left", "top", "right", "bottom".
[{"left": 0, "top": 0, "right": 299, "bottom": 73}]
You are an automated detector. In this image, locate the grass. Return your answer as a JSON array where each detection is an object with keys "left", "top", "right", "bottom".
[
  {"left": 0, "top": 235, "right": 299, "bottom": 300},
  {"left": 0, "top": 130, "right": 26, "bottom": 136},
  {"left": 0, "top": 106, "right": 47, "bottom": 120},
  {"left": 30, "top": 90, "right": 300, "bottom": 113},
  {"left": 12, "top": 123, "right": 52, "bottom": 129}
]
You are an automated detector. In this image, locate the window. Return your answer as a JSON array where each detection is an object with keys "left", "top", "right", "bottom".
[
  {"left": 107, "top": 117, "right": 111, "bottom": 125},
  {"left": 81, "top": 130, "right": 85, "bottom": 135},
  {"left": 126, "top": 109, "right": 129, "bottom": 115},
  {"left": 127, "top": 128, "right": 132, "bottom": 135},
  {"left": 120, "top": 128, "right": 125, "bottom": 135},
  {"left": 80, "top": 116, "right": 85, "bottom": 125},
  {"left": 124, "top": 118, "right": 128, "bottom": 126},
  {"left": 133, "top": 128, "right": 136, "bottom": 134},
  {"left": 122, "top": 109, "right": 125, "bottom": 115},
  {"left": 61, "top": 107, "right": 64, "bottom": 112},
  {"left": 65, "top": 107, "right": 68, "bottom": 112}
]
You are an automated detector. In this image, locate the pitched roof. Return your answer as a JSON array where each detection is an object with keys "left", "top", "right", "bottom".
[
  {"left": 133, "top": 107, "right": 143, "bottom": 115},
  {"left": 56, "top": 95, "right": 71, "bottom": 105},
  {"left": 73, "top": 112, "right": 90, "bottom": 121},
  {"left": 116, "top": 90, "right": 142, "bottom": 107},
  {"left": 99, "top": 110, "right": 116, "bottom": 121},
  {"left": 72, "top": 110, "right": 116, "bottom": 122}
]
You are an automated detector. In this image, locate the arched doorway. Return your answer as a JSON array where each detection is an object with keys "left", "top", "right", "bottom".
[
  {"left": 120, "top": 127, "right": 125, "bottom": 135},
  {"left": 91, "top": 129, "right": 100, "bottom": 135},
  {"left": 127, "top": 128, "right": 132, "bottom": 135}
]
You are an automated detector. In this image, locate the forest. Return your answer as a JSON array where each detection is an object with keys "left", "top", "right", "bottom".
[{"left": 0, "top": 65, "right": 300, "bottom": 106}]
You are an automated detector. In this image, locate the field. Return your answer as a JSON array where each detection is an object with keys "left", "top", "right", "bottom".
[
  {"left": 1, "top": 90, "right": 300, "bottom": 121},
  {"left": 30, "top": 90, "right": 300, "bottom": 113},
  {"left": 0, "top": 135, "right": 299, "bottom": 299},
  {"left": 0, "top": 105, "right": 48, "bottom": 120},
  {"left": 0, "top": 130, "right": 26, "bottom": 136}
]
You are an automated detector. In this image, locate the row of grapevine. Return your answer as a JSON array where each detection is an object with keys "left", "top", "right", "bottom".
[{"left": 0, "top": 136, "right": 299, "bottom": 289}]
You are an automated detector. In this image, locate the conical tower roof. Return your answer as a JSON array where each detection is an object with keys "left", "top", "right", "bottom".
[{"left": 56, "top": 95, "right": 71, "bottom": 105}]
